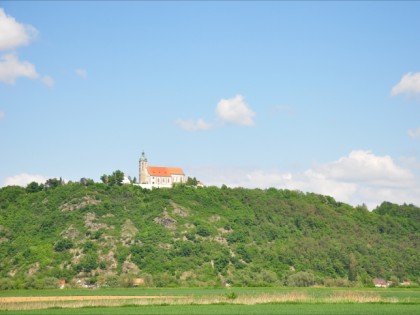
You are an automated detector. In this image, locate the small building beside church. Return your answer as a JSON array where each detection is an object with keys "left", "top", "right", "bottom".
[{"left": 138, "top": 152, "right": 186, "bottom": 188}]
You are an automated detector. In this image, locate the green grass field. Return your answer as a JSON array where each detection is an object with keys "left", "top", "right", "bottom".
[
  {"left": 1, "top": 287, "right": 419, "bottom": 298},
  {"left": 1, "top": 304, "right": 419, "bottom": 315},
  {"left": 1, "top": 287, "right": 419, "bottom": 315}
]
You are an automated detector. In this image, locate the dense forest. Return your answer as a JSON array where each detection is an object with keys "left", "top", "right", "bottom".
[{"left": 0, "top": 180, "right": 418, "bottom": 289}]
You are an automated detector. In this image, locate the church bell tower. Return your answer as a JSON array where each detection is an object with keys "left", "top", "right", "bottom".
[{"left": 139, "top": 151, "right": 148, "bottom": 184}]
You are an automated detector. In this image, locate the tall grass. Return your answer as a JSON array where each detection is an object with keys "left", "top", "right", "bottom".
[{"left": 1, "top": 290, "right": 417, "bottom": 311}]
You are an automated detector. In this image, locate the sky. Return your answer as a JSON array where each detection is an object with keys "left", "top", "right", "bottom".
[{"left": 1, "top": 1, "right": 420, "bottom": 209}]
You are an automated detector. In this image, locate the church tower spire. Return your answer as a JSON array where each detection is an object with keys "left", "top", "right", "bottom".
[{"left": 139, "top": 151, "right": 148, "bottom": 184}]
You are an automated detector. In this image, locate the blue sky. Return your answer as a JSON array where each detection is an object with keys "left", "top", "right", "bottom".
[{"left": 1, "top": 1, "right": 419, "bottom": 208}]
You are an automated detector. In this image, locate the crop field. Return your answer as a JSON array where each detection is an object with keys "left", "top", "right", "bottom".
[{"left": 0, "top": 287, "right": 419, "bottom": 315}]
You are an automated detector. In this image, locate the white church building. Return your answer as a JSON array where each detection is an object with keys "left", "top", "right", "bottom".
[{"left": 138, "top": 152, "right": 186, "bottom": 188}]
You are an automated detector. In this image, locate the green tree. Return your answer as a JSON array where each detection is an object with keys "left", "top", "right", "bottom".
[
  {"left": 186, "top": 177, "right": 198, "bottom": 186},
  {"left": 100, "top": 174, "right": 108, "bottom": 184},
  {"left": 25, "top": 181, "right": 43, "bottom": 193},
  {"left": 348, "top": 253, "right": 357, "bottom": 281},
  {"left": 80, "top": 178, "right": 95, "bottom": 186},
  {"left": 107, "top": 170, "right": 125, "bottom": 186},
  {"left": 45, "top": 178, "right": 64, "bottom": 189}
]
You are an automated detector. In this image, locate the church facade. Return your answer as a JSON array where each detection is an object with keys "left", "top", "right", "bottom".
[{"left": 139, "top": 152, "right": 186, "bottom": 188}]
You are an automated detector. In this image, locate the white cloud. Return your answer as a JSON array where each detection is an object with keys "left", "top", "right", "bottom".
[
  {"left": 42, "top": 75, "right": 55, "bottom": 87},
  {"left": 0, "top": 10, "right": 53, "bottom": 87},
  {"left": 190, "top": 150, "right": 420, "bottom": 209},
  {"left": 408, "top": 127, "right": 420, "bottom": 139},
  {"left": 0, "top": 53, "right": 54, "bottom": 86},
  {"left": 216, "top": 95, "right": 255, "bottom": 126},
  {"left": 3, "top": 173, "right": 48, "bottom": 187},
  {"left": 177, "top": 94, "right": 256, "bottom": 132},
  {"left": 0, "top": 111, "right": 4, "bottom": 120},
  {"left": 0, "top": 53, "right": 38, "bottom": 84},
  {"left": 75, "top": 68, "right": 87, "bottom": 79},
  {"left": 176, "top": 118, "right": 212, "bottom": 131},
  {"left": 391, "top": 72, "right": 420, "bottom": 96},
  {"left": 0, "top": 8, "right": 38, "bottom": 51},
  {"left": 311, "top": 150, "right": 413, "bottom": 186}
]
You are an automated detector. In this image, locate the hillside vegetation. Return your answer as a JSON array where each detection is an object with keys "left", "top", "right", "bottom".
[{"left": 0, "top": 182, "right": 418, "bottom": 289}]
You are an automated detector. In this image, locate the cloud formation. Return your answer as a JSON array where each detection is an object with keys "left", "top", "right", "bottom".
[
  {"left": 391, "top": 72, "right": 420, "bottom": 96},
  {"left": 176, "top": 118, "right": 212, "bottom": 131},
  {"left": 177, "top": 95, "right": 256, "bottom": 131},
  {"left": 408, "top": 127, "right": 420, "bottom": 139},
  {"left": 0, "top": 8, "right": 38, "bottom": 51},
  {"left": 216, "top": 95, "right": 255, "bottom": 126},
  {"left": 192, "top": 150, "right": 419, "bottom": 209},
  {"left": 42, "top": 75, "right": 55, "bottom": 87},
  {"left": 310, "top": 150, "right": 413, "bottom": 185},
  {"left": 75, "top": 68, "right": 88, "bottom": 79},
  {"left": 0, "top": 9, "right": 53, "bottom": 86},
  {"left": 0, "top": 53, "right": 38, "bottom": 84},
  {"left": 0, "top": 111, "right": 4, "bottom": 120},
  {"left": 3, "top": 173, "right": 48, "bottom": 187}
]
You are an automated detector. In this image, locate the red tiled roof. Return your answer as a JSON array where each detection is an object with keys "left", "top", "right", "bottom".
[{"left": 147, "top": 166, "right": 184, "bottom": 177}]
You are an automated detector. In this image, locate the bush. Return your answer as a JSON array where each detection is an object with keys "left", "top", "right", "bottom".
[
  {"left": 0, "top": 278, "right": 14, "bottom": 290},
  {"left": 54, "top": 239, "right": 74, "bottom": 252},
  {"left": 323, "top": 277, "right": 353, "bottom": 287},
  {"left": 196, "top": 225, "right": 211, "bottom": 237},
  {"left": 287, "top": 271, "right": 316, "bottom": 287},
  {"left": 225, "top": 291, "right": 238, "bottom": 300},
  {"left": 76, "top": 254, "right": 98, "bottom": 272}
]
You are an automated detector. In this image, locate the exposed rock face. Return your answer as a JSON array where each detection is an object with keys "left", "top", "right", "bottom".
[
  {"left": 61, "top": 224, "right": 80, "bottom": 241},
  {"left": 170, "top": 201, "right": 189, "bottom": 217},
  {"left": 27, "top": 262, "right": 40, "bottom": 276},
  {"left": 101, "top": 250, "right": 118, "bottom": 271},
  {"left": 121, "top": 219, "right": 138, "bottom": 246},
  {"left": 60, "top": 196, "right": 101, "bottom": 212},
  {"left": 84, "top": 212, "right": 111, "bottom": 232},
  {"left": 122, "top": 254, "right": 140, "bottom": 274},
  {"left": 154, "top": 209, "right": 177, "bottom": 230}
]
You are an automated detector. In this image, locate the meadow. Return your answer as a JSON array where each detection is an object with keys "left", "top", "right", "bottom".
[{"left": 0, "top": 287, "right": 419, "bottom": 314}]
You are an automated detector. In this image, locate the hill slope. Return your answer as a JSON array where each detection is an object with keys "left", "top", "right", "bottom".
[{"left": 0, "top": 183, "right": 418, "bottom": 288}]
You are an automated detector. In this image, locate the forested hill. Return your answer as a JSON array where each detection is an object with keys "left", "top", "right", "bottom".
[{"left": 0, "top": 183, "right": 418, "bottom": 289}]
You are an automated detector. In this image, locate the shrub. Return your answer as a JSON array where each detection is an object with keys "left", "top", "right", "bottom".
[
  {"left": 77, "top": 254, "right": 98, "bottom": 272},
  {"left": 287, "top": 271, "right": 316, "bottom": 287},
  {"left": 196, "top": 225, "right": 211, "bottom": 237},
  {"left": 225, "top": 291, "right": 238, "bottom": 300},
  {"left": 323, "top": 277, "right": 353, "bottom": 287},
  {"left": 54, "top": 239, "right": 74, "bottom": 252}
]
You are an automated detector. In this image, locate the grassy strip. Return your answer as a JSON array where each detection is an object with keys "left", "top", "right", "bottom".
[
  {"left": 1, "top": 303, "right": 420, "bottom": 315},
  {"left": 1, "top": 290, "right": 419, "bottom": 312},
  {"left": 0, "top": 287, "right": 419, "bottom": 298}
]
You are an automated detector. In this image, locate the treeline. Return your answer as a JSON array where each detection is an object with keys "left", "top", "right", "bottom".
[{"left": 0, "top": 182, "right": 418, "bottom": 289}]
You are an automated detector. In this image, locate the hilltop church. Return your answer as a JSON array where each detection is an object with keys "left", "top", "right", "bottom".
[{"left": 138, "top": 152, "right": 186, "bottom": 188}]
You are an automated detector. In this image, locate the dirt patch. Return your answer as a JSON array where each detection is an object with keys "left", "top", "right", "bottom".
[
  {"left": 85, "top": 212, "right": 111, "bottom": 232},
  {"left": 26, "top": 262, "right": 40, "bottom": 276},
  {"left": 218, "top": 227, "right": 232, "bottom": 234},
  {"left": 60, "top": 196, "right": 101, "bottom": 212},
  {"left": 61, "top": 224, "right": 80, "bottom": 241},
  {"left": 209, "top": 215, "right": 221, "bottom": 222},
  {"left": 122, "top": 254, "right": 140, "bottom": 274},
  {"left": 121, "top": 219, "right": 138, "bottom": 246},
  {"left": 211, "top": 236, "right": 228, "bottom": 246},
  {"left": 154, "top": 213, "right": 177, "bottom": 230},
  {"left": 170, "top": 201, "right": 189, "bottom": 217}
]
